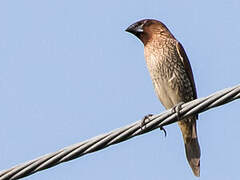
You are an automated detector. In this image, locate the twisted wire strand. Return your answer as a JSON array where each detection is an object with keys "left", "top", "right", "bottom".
[{"left": 0, "top": 84, "right": 239, "bottom": 180}]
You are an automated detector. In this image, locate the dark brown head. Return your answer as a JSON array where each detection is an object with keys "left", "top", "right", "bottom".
[{"left": 126, "top": 19, "right": 174, "bottom": 45}]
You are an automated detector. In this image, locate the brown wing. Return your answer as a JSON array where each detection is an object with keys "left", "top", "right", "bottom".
[{"left": 176, "top": 41, "right": 197, "bottom": 100}]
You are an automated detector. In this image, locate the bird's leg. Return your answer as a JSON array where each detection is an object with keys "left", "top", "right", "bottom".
[
  {"left": 172, "top": 101, "right": 185, "bottom": 121},
  {"left": 159, "top": 126, "right": 167, "bottom": 137},
  {"left": 141, "top": 114, "right": 167, "bottom": 137},
  {"left": 141, "top": 114, "right": 153, "bottom": 129}
]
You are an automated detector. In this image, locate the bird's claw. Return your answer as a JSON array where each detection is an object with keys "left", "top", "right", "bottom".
[
  {"left": 141, "top": 114, "right": 153, "bottom": 129},
  {"left": 141, "top": 114, "right": 167, "bottom": 137},
  {"left": 160, "top": 126, "right": 167, "bottom": 137},
  {"left": 172, "top": 102, "right": 184, "bottom": 121}
]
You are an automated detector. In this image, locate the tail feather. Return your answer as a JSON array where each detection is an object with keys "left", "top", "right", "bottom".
[{"left": 178, "top": 118, "right": 201, "bottom": 177}]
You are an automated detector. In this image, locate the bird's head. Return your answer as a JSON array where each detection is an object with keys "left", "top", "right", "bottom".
[{"left": 126, "top": 19, "right": 174, "bottom": 45}]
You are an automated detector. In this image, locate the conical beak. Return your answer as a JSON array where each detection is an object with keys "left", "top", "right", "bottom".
[{"left": 125, "top": 22, "right": 144, "bottom": 35}]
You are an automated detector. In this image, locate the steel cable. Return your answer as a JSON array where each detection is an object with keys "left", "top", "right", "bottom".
[{"left": 0, "top": 84, "right": 239, "bottom": 180}]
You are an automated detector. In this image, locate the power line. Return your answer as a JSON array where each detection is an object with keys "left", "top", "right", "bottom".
[{"left": 0, "top": 84, "right": 239, "bottom": 180}]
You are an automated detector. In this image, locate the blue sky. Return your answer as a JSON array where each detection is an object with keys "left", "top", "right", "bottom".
[{"left": 0, "top": 0, "right": 240, "bottom": 179}]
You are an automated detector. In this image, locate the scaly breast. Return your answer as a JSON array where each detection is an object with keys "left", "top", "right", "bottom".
[{"left": 144, "top": 39, "right": 193, "bottom": 109}]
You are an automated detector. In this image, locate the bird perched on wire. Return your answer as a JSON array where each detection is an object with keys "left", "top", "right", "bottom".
[{"left": 126, "top": 19, "right": 201, "bottom": 176}]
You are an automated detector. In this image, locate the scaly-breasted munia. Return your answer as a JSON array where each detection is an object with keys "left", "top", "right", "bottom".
[{"left": 126, "top": 19, "right": 201, "bottom": 176}]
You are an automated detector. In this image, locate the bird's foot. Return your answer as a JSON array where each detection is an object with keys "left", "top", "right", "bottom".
[
  {"left": 172, "top": 102, "right": 184, "bottom": 121},
  {"left": 159, "top": 126, "right": 167, "bottom": 137},
  {"left": 141, "top": 114, "right": 153, "bottom": 129}
]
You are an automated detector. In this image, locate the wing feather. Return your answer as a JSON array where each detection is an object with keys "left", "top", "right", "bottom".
[{"left": 176, "top": 41, "right": 197, "bottom": 100}]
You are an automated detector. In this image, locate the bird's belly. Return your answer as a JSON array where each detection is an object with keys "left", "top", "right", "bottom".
[{"left": 153, "top": 78, "right": 182, "bottom": 109}]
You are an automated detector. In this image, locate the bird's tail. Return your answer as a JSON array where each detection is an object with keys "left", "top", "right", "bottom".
[{"left": 178, "top": 118, "right": 201, "bottom": 177}]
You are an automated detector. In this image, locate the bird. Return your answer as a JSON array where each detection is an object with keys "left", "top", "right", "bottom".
[{"left": 126, "top": 19, "right": 201, "bottom": 176}]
